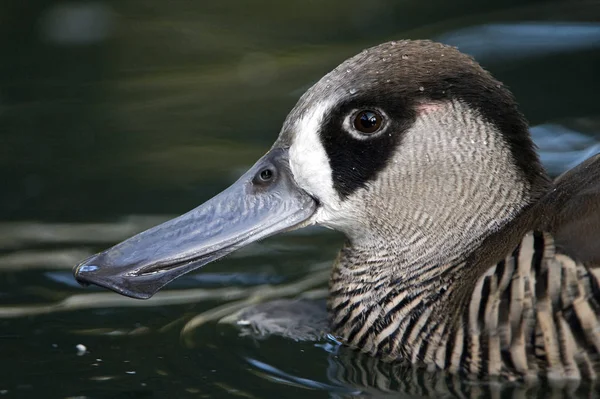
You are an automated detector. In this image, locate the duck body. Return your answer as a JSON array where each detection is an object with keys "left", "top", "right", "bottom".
[
  {"left": 330, "top": 229, "right": 600, "bottom": 381},
  {"left": 73, "top": 40, "right": 600, "bottom": 381}
]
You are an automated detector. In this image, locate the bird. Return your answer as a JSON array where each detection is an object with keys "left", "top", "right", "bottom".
[{"left": 73, "top": 39, "right": 600, "bottom": 382}]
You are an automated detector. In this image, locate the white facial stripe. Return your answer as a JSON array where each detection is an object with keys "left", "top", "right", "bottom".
[{"left": 288, "top": 100, "right": 341, "bottom": 213}]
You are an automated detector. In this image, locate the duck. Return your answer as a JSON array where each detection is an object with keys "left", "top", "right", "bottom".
[{"left": 73, "top": 40, "right": 600, "bottom": 382}]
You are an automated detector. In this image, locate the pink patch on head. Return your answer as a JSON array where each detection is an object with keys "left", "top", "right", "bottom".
[{"left": 416, "top": 102, "right": 445, "bottom": 114}]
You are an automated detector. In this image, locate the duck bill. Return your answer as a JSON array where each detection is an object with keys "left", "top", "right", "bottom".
[{"left": 73, "top": 148, "right": 317, "bottom": 299}]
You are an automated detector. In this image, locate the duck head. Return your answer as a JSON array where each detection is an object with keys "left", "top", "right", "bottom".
[{"left": 73, "top": 40, "right": 549, "bottom": 299}]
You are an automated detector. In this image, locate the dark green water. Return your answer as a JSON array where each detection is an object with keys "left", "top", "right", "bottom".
[{"left": 1, "top": 0, "right": 600, "bottom": 397}]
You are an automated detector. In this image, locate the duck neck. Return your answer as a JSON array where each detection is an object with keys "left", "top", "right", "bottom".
[{"left": 327, "top": 239, "right": 479, "bottom": 362}]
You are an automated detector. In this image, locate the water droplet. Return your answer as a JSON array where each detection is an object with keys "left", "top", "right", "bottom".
[
  {"left": 125, "top": 371, "right": 136, "bottom": 375},
  {"left": 386, "top": 79, "right": 391, "bottom": 83},
  {"left": 76, "top": 344, "right": 87, "bottom": 356},
  {"left": 441, "top": 53, "right": 445, "bottom": 57},
  {"left": 401, "top": 54, "right": 409, "bottom": 60},
  {"left": 418, "top": 86, "right": 424, "bottom": 92},
  {"left": 346, "top": 69, "right": 351, "bottom": 73},
  {"left": 349, "top": 88, "right": 357, "bottom": 95},
  {"left": 382, "top": 58, "right": 386, "bottom": 62}
]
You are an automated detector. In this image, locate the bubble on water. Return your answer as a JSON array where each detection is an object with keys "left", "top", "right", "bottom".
[
  {"left": 419, "top": 86, "right": 425, "bottom": 92},
  {"left": 349, "top": 88, "right": 357, "bottom": 95}
]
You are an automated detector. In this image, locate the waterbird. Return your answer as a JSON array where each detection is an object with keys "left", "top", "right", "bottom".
[{"left": 73, "top": 40, "right": 600, "bottom": 381}]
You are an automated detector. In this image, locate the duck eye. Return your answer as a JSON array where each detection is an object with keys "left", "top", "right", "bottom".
[
  {"left": 353, "top": 110, "right": 383, "bottom": 134},
  {"left": 260, "top": 169, "right": 273, "bottom": 181},
  {"left": 252, "top": 166, "right": 276, "bottom": 187},
  {"left": 259, "top": 168, "right": 274, "bottom": 182}
]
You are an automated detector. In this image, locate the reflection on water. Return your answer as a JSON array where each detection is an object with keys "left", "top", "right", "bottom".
[
  {"left": 39, "top": 2, "right": 115, "bottom": 46},
  {"left": 1, "top": 0, "right": 600, "bottom": 397},
  {"left": 437, "top": 22, "right": 600, "bottom": 62},
  {"left": 532, "top": 123, "right": 600, "bottom": 176},
  {"left": 325, "top": 349, "right": 600, "bottom": 398}
]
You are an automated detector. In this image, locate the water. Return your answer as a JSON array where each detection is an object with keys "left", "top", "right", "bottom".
[{"left": 1, "top": 0, "right": 600, "bottom": 397}]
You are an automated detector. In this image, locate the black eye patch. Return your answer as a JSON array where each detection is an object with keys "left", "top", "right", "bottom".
[{"left": 319, "top": 93, "right": 417, "bottom": 198}]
